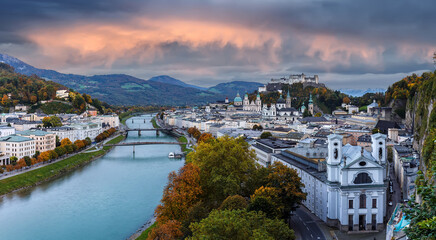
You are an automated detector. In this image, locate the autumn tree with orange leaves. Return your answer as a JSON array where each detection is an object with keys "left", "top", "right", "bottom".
[
  {"left": 149, "top": 163, "right": 202, "bottom": 240},
  {"left": 155, "top": 163, "right": 202, "bottom": 223},
  {"left": 197, "top": 133, "right": 213, "bottom": 143},
  {"left": 61, "top": 138, "right": 72, "bottom": 146}
]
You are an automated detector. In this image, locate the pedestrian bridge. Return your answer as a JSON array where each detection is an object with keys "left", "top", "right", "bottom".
[
  {"left": 105, "top": 141, "right": 183, "bottom": 147},
  {"left": 125, "top": 128, "right": 173, "bottom": 131}
]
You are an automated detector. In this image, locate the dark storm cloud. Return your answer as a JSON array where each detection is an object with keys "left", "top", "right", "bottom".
[{"left": 0, "top": 0, "right": 434, "bottom": 88}]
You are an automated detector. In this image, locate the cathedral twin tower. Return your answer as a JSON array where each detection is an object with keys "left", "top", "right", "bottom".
[{"left": 241, "top": 90, "right": 292, "bottom": 113}]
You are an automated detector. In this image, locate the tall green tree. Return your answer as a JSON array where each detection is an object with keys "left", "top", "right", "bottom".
[
  {"left": 187, "top": 136, "right": 258, "bottom": 206},
  {"left": 188, "top": 209, "right": 295, "bottom": 240}
]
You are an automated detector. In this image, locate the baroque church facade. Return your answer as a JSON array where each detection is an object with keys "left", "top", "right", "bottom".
[
  {"left": 262, "top": 90, "right": 299, "bottom": 121},
  {"left": 243, "top": 93, "right": 262, "bottom": 112},
  {"left": 271, "top": 133, "right": 387, "bottom": 232}
]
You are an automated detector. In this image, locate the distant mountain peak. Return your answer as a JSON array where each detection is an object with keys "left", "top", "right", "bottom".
[
  {"left": 338, "top": 88, "right": 386, "bottom": 97},
  {"left": 148, "top": 75, "right": 207, "bottom": 90}
]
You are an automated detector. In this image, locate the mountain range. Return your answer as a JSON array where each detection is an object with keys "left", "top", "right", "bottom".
[
  {"left": 338, "top": 88, "right": 386, "bottom": 97},
  {"left": 0, "top": 54, "right": 262, "bottom": 106}
]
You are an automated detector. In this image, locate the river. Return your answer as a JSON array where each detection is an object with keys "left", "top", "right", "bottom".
[{"left": 0, "top": 115, "right": 184, "bottom": 240}]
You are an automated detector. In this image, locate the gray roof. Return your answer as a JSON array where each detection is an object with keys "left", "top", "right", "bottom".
[
  {"left": 301, "top": 117, "right": 328, "bottom": 122},
  {"left": 256, "top": 138, "right": 297, "bottom": 149},
  {"left": 273, "top": 151, "right": 327, "bottom": 182}
]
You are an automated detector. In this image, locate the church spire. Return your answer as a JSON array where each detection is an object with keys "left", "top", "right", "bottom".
[{"left": 286, "top": 89, "right": 291, "bottom": 108}]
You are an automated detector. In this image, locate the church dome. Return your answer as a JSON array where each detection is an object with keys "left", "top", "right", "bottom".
[
  {"left": 277, "top": 97, "right": 286, "bottom": 103},
  {"left": 234, "top": 91, "right": 242, "bottom": 102}
]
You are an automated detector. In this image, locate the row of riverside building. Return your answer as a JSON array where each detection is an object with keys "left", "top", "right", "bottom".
[{"left": 0, "top": 114, "right": 120, "bottom": 166}]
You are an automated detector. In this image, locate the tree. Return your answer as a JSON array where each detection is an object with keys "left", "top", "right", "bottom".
[
  {"left": 372, "top": 128, "right": 380, "bottom": 134},
  {"left": 314, "top": 112, "right": 322, "bottom": 117},
  {"left": 33, "top": 151, "right": 40, "bottom": 159},
  {"left": 85, "top": 137, "right": 92, "bottom": 146},
  {"left": 147, "top": 220, "right": 184, "bottom": 240},
  {"left": 402, "top": 167, "right": 436, "bottom": 239},
  {"left": 187, "top": 127, "right": 201, "bottom": 140},
  {"left": 42, "top": 116, "right": 62, "bottom": 128},
  {"left": 187, "top": 136, "right": 258, "bottom": 205},
  {"left": 303, "top": 109, "right": 312, "bottom": 118},
  {"left": 61, "top": 138, "right": 72, "bottom": 146},
  {"left": 343, "top": 96, "right": 351, "bottom": 104},
  {"left": 55, "top": 146, "right": 66, "bottom": 157},
  {"left": 248, "top": 187, "right": 282, "bottom": 219},
  {"left": 197, "top": 133, "right": 213, "bottom": 143},
  {"left": 155, "top": 163, "right": 203, "bottom": 224},
  {"left": 23, "top": 156, "right": 32, "bottom": 166},
  {"left": 38, "top": 151, "right": 50, "bottom": 162},
  {"left": 265, "top": 162, "right": 306, "bottom": 219},
  {"left": 56, "top": 136, "right": 61, "bottom": 147},
  {"left": 219, "top": 195, "right": 248, "bottom": 211},
  {"left": 188, "top": 209, "right": 295, "bottom": 240},
  {"left": 74, "top": 140, "right": 85, "bottom": 149},
  {"left": 10, "top": 156, "right": 18, "bottom": 165},
  {"left": 1, "top": 94, "right": 9, "bottom": 106},
  {"left": 30, "top": 95, "right": 37, "bottom": 104},
  {"left": 48, "top": 150, "right": 58, "bottom": 160},
  {"left": 260, "top": 131, "right": 272, "bottom": 139}
]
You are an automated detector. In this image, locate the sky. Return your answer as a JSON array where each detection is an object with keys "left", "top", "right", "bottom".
[{"left": 0, "top": 0, "right": 435, "bottom": 89}]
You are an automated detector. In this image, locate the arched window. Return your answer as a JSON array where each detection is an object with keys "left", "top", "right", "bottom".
[
  {"left": 334, "top": 148, "right": 338, "bottom": 159},
  {"left": 353, "top": 172, "right": 373, "bottom": 184},
  {"left": 359, "top": 194, "right": 366, "bottom": 208},
  {"left": 379, "top": 147, "right": 383, "bottom": 160}
]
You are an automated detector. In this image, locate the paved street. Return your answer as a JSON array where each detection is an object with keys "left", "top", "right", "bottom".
[
  {"left": 387, "top": 162, "right": 402, "bottom": 218},
  {"left": 291, "top": 207, "right": 326, "bottom": 240}
]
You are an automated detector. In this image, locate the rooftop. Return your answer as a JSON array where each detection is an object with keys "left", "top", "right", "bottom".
[
  {"left": 273, "top": 150, "right": 327, "bottom": 182},
  {"left": 18, "top": 129, "right": 53, "bottom": 136},
  {"left": 256, "top": 138, "right": 297, "bottom": 149},
  {"left": 0, "top": 134, "right": 34, "bottom": 142}
]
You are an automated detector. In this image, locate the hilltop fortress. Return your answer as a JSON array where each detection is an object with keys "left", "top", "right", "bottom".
[{"left": 258, "top": 73, "right": 325, "bottom": 93}]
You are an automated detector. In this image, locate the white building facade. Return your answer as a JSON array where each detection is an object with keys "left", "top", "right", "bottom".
[
  {"left": 0, "top": 126, "right": 15, "bottom": 137},
  {"left": 271, "top": 133, "right": 387, "bottom": 232},
  {"left": 0, "top": 135, "right": 36, "bottom": 159}
]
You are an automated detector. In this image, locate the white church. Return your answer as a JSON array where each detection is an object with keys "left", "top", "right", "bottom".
[
  {"left": 243, "top": 92, "right": 262, "bottom": 112},
  {"left": 271, "top": 133, "right": 387, "bottom": 232},
  {"left": 263, "top": 90, "right": 300, "bottom": 121}
]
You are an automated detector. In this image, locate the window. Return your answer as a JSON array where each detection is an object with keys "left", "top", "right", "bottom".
[
  {"left": 359, "top": 194, "right": 366, "bottom": 208},
  {"left": 349, "top": 199, "right": 353, "bottom": 209},
  {"left": 372, "top": 199, "right": 377, "bottom": 208},
  {"left": 379, "top": 147, "right": 383, "bottom": 160},
  {"left": 334, "top": 148, "right": 338, "bottom": 159},
  {"left": 353, "top": 172, "right": 373, "bottom": 184}
]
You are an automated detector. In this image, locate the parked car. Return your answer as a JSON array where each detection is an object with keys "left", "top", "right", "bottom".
[{"left": 388, "top": 201, "right": 393, "bottom": 206}]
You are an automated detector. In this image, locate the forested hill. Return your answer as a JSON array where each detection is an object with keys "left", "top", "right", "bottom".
[
  {"left": 385, "top": 71, "right": 436, "bottom": 175},
  {"left": 0, "top": 63, "right": 107, "bottom": 114}
]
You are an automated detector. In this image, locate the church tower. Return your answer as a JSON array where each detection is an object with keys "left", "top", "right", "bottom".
[
  {"left": 371, "top": 133, "right": 387, "bottom": 164},
  {"left": 243, "top": 93, "right": 249, "bottom": 111},
  {"left": 308, "top": 94, "right": 314, "bottom": 115},
  {"left": 256, "top": 92, "right": 262, "bottom": 112},
  {"left": 327, "top": 134, "right": 343, "bottom": 183},
  {"left": 286, "top": 89, "right": 291, "bottom": 108}
]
